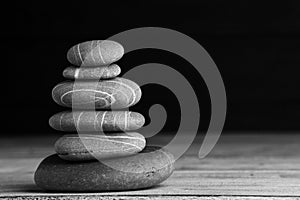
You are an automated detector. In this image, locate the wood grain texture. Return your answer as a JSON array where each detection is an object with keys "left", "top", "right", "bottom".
[
  {"left": 51, "top": 78, "right": 142, "bottom": 109},
  {"left": 67, "top": 40, "right": 124, "bottom": 67},
  {"left": 49, "top": 111, "right": 145, "bottom": 132},
  {"left": 0, "top": 134, "right": 300, "bottom": 199},
  {"left": 63, "top": 64, "right": 121, "bottom": 80}
]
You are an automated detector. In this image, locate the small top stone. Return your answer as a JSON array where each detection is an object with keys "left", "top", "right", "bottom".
[{"left": 67, "top": 40, "right": 124, "bottom": 67}]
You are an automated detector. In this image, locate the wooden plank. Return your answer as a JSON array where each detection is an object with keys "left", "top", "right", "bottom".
[
  {"left": 1, "top": 159, "right": 300, "bottom": 197},
  {"left": 0, "top": 134, "right": 300, "bottom": 199},
  {"left": 0, "top": 196, "right": 299, "bottom": 200}
]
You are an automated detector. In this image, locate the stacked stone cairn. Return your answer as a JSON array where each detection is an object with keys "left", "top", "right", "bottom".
[{"left": 34, "top": 40, "right": 175, "bottom": 191}]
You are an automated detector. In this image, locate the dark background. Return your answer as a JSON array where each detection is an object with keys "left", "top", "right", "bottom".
[{"left": 3, "top": 1, "right": 300, "bottom": 137}]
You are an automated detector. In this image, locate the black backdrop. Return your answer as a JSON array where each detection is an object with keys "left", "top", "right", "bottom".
[{"left": 3, "top": 1, "right": 300, "bottom": 136}]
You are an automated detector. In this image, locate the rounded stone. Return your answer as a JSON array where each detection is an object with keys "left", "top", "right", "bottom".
[
  {"left": 49, "top": 111, "right": 145, "bottom": 132},
  {"left": 67, "top": 40, "right": 124, "bottom": 67},
  {"left": 34, "top": 146, "right": 174, "bottom": 191},
  {"left": 51, "top": 77, "right": 142, "bottom": 109},
  {"left": 63, "top": 64, "right": 121, "bottom": 80},
  {"left": 54, "top": 133, "right": 146, "bottom": 161}
]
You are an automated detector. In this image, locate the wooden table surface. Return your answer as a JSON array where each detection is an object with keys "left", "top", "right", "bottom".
[{"left": 1, "top": 133, "right": 300, "bottom": 199}]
